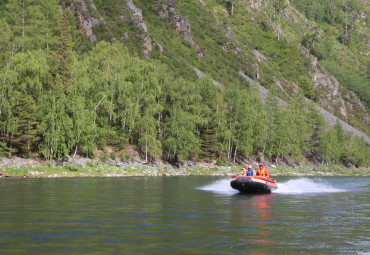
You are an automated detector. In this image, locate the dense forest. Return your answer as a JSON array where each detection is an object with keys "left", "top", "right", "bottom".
[{"left": 0, "top": 0, "right": 369, "bottom": 167}]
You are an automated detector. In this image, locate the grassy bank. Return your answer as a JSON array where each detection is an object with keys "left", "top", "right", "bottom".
[{"left": 1, "top": 164, "right": 369, "bottom": 178}]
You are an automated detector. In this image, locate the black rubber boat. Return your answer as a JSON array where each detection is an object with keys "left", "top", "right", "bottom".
[{"left": 230, "top": 175, "right": 278, "bottom": 194}]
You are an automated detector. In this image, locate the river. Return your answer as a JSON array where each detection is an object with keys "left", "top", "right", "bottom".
[{"left": 0, "top": 176, "right": 369, "bottom": 254}]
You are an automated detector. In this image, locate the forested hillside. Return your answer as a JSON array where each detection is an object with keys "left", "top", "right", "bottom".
[{"left": 0, "top": 0, "right": 369, "bottom": 167}]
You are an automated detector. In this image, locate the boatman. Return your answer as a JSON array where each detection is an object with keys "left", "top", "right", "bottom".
[{"left": 256, "top": 163, "right": 270, "bottom": 178}]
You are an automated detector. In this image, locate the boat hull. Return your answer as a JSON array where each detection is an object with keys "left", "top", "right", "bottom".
[{"left": 230, "top": 176, "right": 277, "bottom": 194}]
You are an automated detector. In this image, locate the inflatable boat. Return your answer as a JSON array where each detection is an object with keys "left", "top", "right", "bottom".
[{"left": 230, "top": 175, "right": 277, "bottom": 193}]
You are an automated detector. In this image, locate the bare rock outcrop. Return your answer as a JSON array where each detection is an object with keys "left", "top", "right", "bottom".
[
  {"left": 309, "top": 54, "right": 369, "bottom": 126},
  {"left": 69, "top": 0, "right": 106, "bottom": 44},
  {"left": 239, "top": 72, "right": 370, "bottom": 145},
  {"left": 194, "top": 67, "right": 225, "bottom": 90},
  {"left": 127, "top": 0, "right": 152, "bottom": 58},
  {"left": 157, "top": 0, "right": 204, "bottom": 57}
]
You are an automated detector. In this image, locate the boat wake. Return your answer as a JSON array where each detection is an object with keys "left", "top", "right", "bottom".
[
  {"left": 274, "top": 178, "right": 344, "bottom": 194},
  {"left": 198, "top": 179, "right": 239, "bottom": 195},
  {"left": 199, "top": 178, "right": 344, "bottom": 195}
]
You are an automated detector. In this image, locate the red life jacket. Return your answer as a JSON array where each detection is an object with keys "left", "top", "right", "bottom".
[{"left": 257, "top": 167, "right": 267, "bottom": 177}]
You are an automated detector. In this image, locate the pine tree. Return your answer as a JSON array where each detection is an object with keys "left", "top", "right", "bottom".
[
  {"left": 200, "top": 122, "right": 218, "bottom": 160},
  {"left": 53, "top": 9, "right": 74, "bottom": 88},
  {"left": 8, "top": 95, "right": 39, "bottom": 154}
]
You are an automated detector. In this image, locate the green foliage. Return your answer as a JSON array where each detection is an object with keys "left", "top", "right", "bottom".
[
  {"left": 0, "top": 141, "right": 7, "bottom": 156},
  {"left": 64, "top": 162, "right": 80, "bottom": 171},
  {"left": 216, "top": 158, "right": 232, "bottom": 166},
  {"left": 120, "top": 150, "right": 127, "bottom": 161},
  {"left": 298, "top": 75, "right": 314, "bottom": 98},
  {"left": 54, "top": 9, "right": 74, "bottom": 87},
  {"left": 109, "top": 152, "right": 116, "bottom": 160},
  {"left": 347, "top": 137, "right": 369, "bottom": 167},
  {"left": 162, "top": 78, "right": 202, "bottom": 162},
  {"left": 291, "top": 0, "right": 369, "bottom": 115},
  {"left": 320, "top": 61, "right": 370, "bottom": 110},
  {"left": 0, "top": 0, "right": 368, "bottom": 168},
  {"left": 318, "top": 120, "right": 369, "bottom": 166}
]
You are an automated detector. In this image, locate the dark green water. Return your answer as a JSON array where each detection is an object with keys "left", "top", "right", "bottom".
[{"left": 0, "top": 176, "right": 369, "bottom": 254}]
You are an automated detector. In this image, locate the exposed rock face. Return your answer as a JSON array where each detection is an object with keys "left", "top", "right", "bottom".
[
  {"left": 225, "top": 26, "right": 246, "bottom": 56},
  {"left": 239, "top": 71, "right": 370, "bottom": 145},
  {"left": 127, "top": 0, "right": 152, "bottom": 58},
  {"left": 249, "top": 0, "right": 268, "bottom": 9},
  {"left": 251, "top": 62, "right": 260, "bottom": 80},
  {"left": 66, "top": 155, "right": 91, "bottom": 168},
  {"left": 193, "top": 67, "right": 225, "bottom": 90},
  {"left": 309, "top": 54, "right": 369, "bottom": 127},
  {"left": 253, "top": 49, "right": 267, "bottom": 62},
  {"left": 311, "top": 65, "right": 348, "bottom": 119},
  {"left": 69, "top": 0, "right": 106, "bottom": 44},
  {"left": 158, "top": 0, "right": 204, "bottom": 57}
]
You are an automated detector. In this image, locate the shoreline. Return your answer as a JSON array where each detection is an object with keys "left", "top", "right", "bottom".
[{"left": 1, "top": 162, "right": 369, "bottom": 178}]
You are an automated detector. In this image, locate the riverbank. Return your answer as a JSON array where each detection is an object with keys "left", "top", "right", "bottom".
[{"left": 0, "top": 157, "right": 369, "bottom": 178}]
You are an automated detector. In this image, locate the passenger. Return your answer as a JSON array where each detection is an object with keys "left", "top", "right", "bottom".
[
  {"left": 246, "top": 164, "right": 254, "bottom": 176},
  {"left": 256, "top": 163, "right": 270, "bottom": 177},
  {"left": 240, "top": 164, "right": 248, "bottom": 176}
]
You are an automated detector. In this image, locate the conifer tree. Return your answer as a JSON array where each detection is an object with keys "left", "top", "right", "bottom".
[
  {"left": 54, "top": 9, "right": 74, "bottom": 88},
  {"left": 8, "top": 95, "right": 39, "bottom": 154}
]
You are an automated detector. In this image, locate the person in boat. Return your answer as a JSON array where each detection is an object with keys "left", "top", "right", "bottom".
[
  {"left": 246, "top": 164, "right": 254, "bottom": 176},
  {"left": 240, "top": 164, "right": 248, "bottom": 176},
  {"left": 256, "top": 163, "right": 270, "bottom": 178},
  {"left": 240, "top": 164, "right": 254, "bottom": 176}
]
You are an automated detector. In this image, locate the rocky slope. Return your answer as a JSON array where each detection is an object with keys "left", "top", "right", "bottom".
[{"left": 65, "top": 0, "right": 369, "bottom": 142}]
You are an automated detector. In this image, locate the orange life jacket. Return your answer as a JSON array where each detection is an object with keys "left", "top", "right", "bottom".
[
  {"left": 257, "top": 167, "right": 267, "bottom": 176},
  {"left": 240, "top": 168, "right": 247, "bottom": 176}
]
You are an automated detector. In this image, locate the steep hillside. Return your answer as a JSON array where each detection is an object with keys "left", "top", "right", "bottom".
[
  {"left": 70, "top": 0, "right": 369, "bottom": 134},
  {"left": 0, "top": 0, "right": 369, "bottom": 166}
]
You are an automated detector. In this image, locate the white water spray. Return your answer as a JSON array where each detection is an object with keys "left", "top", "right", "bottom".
[
  {"left": 198, "top": 178, "right": 344, "bottom": 195},
  {"left": 275, "top": 178, "right": 343, "bottom": 194},
  {"left": 198, "top": 178, "right": 239, "bottom": 195}
]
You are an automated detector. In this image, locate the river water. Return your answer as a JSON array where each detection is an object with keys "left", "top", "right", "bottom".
[{"left": 0, "top": 176, "right": 369, "bottom": 254}]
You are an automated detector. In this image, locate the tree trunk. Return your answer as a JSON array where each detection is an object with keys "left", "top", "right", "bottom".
[
  {"left": 22, "top": 0, "right": 25, "bottom": 52},
  {"left": 329, "top": 2, "right": 335, "bottom": 24},
  {"left": 230, "top": 0, "right": 235, "bottom": 19},
  {"left": 157, "top": 95, "right": 162, "bottom": 140},
  {"left": 233, "top": 131, "right": 240, "bottom": 163},
  {"left": 345, "top": 6, "right": 348, "bottom": 45},
  {"left": 46, "top": 3, "right": 49, "bottom": 56},
  {"left": 306, "top": 32, "right": 316, "bottom": 57},
  {"left": 73, "top": 144, "right": 78, "bottom": 157},
  {"left": 145, "top": 130, "right": 148, "bottom": 163},
  {"left": 233, "top": 144, "right": 237, "bottom": 163},
  {"left": 348, "top": 23, "right": 353, "bottom": 48},
  {"left": 341, "top": 44, "right": 344, "bottom": 67},
  {"left": 263, "top": 131, "right": 267, "bottom": 155}
]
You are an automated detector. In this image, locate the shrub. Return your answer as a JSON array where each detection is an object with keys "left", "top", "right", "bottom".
[
  {"left": 0, "top": 141, "right": 7, "bottom": 157},
  {"left": 64, "top": 163, "right": 80, "bottom": 172},
  {"left": 216, "top": 158, "right": 232, "bottom": 166},
  {"left": 120, "top": 150, "right": 127, "bottom": 161}
]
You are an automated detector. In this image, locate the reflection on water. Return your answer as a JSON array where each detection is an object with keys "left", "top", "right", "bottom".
[
  {"left": 0, "top": 176, "right": 369, "bottom": 255},
  {"left": 237, "top": 194, "right": 276, "bottom": 246}
]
